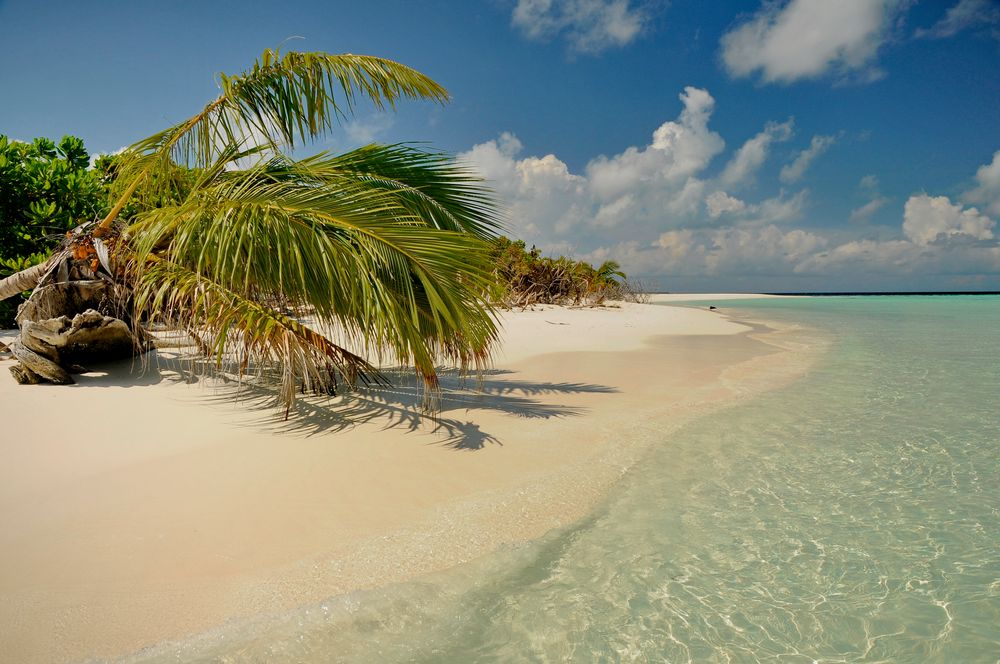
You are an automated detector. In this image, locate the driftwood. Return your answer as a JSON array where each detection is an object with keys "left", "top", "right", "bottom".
[
  {"left": 8, "top": 308, "right": 148, "bottom": 385},
  {"left": 9, "top": 338, "right": 73, "bottom": 384},
  {"left": 15, "top": 280, "right": 114, "bottom": 326},
  {"left": 7, "top": 245, "right": 149, "bottom": 385}
]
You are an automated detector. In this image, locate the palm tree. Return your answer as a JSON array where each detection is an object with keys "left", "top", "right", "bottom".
[
  {"left": 0, "top": 49, "right": 502, "bottom": 414},
  {"left": 594, "top": 260, "right": 626, "bottom": 286}
]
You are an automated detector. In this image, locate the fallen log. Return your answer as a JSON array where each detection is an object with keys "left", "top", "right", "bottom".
[{"left": 9, "top": 338, "right": 73, "bottom": 384}]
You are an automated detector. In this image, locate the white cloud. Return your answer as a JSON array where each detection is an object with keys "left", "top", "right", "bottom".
[
  {"left": 88, "top": 145, "right": 127, "bottom": 168},
  {"left": 344, "top": 113, "right": 395, "bottom": 144},
  {"left": 704, "top": 225, "right": 827, "bottom": 274},
  {"left": 859, "top": 174, "right": 880, "bottom": 191},
  {"left": 780, "top": 134, "right": 837, "bottom": 183},
  {"left": 460, "top": 89, "right": 999, "bottom": 288},
  {"left": 459, "top": 88, "right": 811, "bottom": 248},
  {"left": 850, "top": 173, "right": 888, "bottom": 222},
  {"left": 497, "top": 131, "right": 524, "bottom": 157},
  {"left": 705, "top": 191, "right": 747, "bottom": 218},
  {"left": 706, "top": 188, "right": 811, "bottom": 225},
  {"left": 587, "top": 87, "right": 725, "bottom": 200},
  {"left": 902, "top": 193, "right": 995, "bottom": 245},
  {"left": 720, "top": 0, "right": 906, "bottom": 84},
  {"left": 655, "top": 229, "right": 696, "bottom": 254},
  {"left": 719, "top": 119, "right": 793, "bottom": 188},
  {"left": 797, "top": 190, "right": 999, "bottom": 276},
  {"left": 794, "top": 238, "right": 918, "bottom": 274},
  {"left": 460, "top": 135, "right": 585, "bottom": 239},
  {"left": 606, "top": 224, "right": 827, "bottom": 276},
  {"left": 750, "top": 189, "right": 809, "bottom": 225},
  {"left": 512, "top": 0, "right": 649, "bottom": 54},
  {"left": 963, "top": 149, "right": 1000, "bottom": 217},
  {"left": 915, "top": 0, "right": 1000, "bottom": 39},
  {"left": 796, "top": 237, "right": 1000, "bottom": 276},
  {"left": 849, "top": 196, "right": 889, "bottom": 223}
]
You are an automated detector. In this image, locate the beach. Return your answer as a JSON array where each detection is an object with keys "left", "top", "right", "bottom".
[{"left": 0, "top": 296, "right": 814, "bottom": 662}]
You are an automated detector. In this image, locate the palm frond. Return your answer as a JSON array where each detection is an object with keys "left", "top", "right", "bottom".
[
  {"left": 132, "top": 257, "right": 386, "bottom": 414},
  {"left": 294, "top": 144, "right": 505, "bottom": 238},
  {"left": 102, "top": 50, "right": 449, "bottom": 229},
  {"left": 126, "top": 148, "right": 501, "bottom": 396}
]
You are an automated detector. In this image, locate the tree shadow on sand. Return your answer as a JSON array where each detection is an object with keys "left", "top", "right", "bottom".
[
  {"left": 7, "top": 344, "right": 618, "bottom": 450},
  {"left": 202, "top": 366, "right": 618, "bottom": 450}
]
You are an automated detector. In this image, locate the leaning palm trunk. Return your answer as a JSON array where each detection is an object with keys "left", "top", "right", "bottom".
[
  {"left": 0, "top": 259, "right": 55, "bottom": 302},
  {"left": 4, "top": 49, "right": 503, "bottom": 416}
]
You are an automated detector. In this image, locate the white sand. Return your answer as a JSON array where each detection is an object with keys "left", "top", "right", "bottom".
[{"left": 0, "top": 298, "right": 819, "bottom": 662}]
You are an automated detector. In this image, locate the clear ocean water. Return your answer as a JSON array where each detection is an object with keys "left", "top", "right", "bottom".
[{"left": 133, "top": 296, "right": 1000, "bottom": 663}]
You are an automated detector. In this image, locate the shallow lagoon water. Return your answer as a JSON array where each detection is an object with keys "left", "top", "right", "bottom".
[{"left": 131, "top": 296, "right": 1000, "bottom": 663}]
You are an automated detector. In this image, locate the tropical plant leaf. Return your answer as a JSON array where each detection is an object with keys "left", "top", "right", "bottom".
[
  {"left": 102, "top": 50, "right": 449, "bottom": 227},
  {"left": 131, "top": 257, "right": 387, "bottom": 414},
  {"left": 124, "top": 147, "right": 501, "bottom": 403}
]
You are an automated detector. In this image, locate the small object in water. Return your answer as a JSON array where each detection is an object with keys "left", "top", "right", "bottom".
[{"left": 709, "top": 306, "right": 717, "bottom": 310}]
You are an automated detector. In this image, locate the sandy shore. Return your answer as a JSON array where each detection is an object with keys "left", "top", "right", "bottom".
[{"left": 0, "top": 296, "right": 817, "bottom": 662}]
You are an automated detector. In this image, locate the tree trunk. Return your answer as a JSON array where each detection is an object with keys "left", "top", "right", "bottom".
[
  {"left": 0, "top": 259, "right": 55, "bottom": 302},
  {"left": 6, "top": 249, "right": 150, "bottom": 385}
]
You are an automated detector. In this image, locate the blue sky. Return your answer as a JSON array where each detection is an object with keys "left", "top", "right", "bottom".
[{"left": 2, "top": 0, "right": 999, "bottom": 291}]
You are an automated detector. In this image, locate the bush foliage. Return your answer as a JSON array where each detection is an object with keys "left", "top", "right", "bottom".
[
  {"left": 0, "top": 135, "right": 644, "bottom": 329},
  {"left": 0, "top": 135, "right": 108, "bottom": 326},
  {"left": 489, "top": 236, "right": 643, "bottom": 308}
]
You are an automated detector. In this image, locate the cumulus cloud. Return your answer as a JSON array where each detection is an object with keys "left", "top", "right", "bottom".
[
  {"left": 796, "top": 237, "right": 1000, "bottom": 276},
  {"left": 962, "top": 149, "right": 1000, "bottom": 216},
  {"left": 512, "top": 0, "right": 649, "bottom": 54},
  {"left": 780, "top": 134, "right": 837, "bottom": 183},
  {"left": 902, "top": 193, "right": 995, "bottom": 245},
  {"left": 460, "top": 89, "right": 999, "bottom": 288},
  {"left": 460, "top": 134, "right": 585, "bottom": 238},
  {"left": 719, "top": 119, "right": 793, "bottom": 188},
  {"left": 703, "top": 225, "right": 827, "bottom": 274},
  {"left": 705, "top": 188, "right": 810, "bottom": 225},
  {"left": 749, "top": 189, "right": 809, "bottom": 225},
  {"left": 705, "top": 191, "right": 747, "bottom": 218},
  {"left": 598, "top": 224, "right": 827, "bottom": 277},
  {"left": 915, "top": 0, "right": 1000, "bottom": 39},
  {"left": 799, "top": 180, "right": 999, "bottom": 277},
  {"left": 586, "top": 86, "right": 725, "bottom": 200},
  {"left": 460, "top": 87, "right": 809, "bottom": 250},
  {"left": 720, "top": 0, "right": 906, "bottom": 84}
]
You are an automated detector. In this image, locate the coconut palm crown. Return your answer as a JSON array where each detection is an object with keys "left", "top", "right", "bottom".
[{"left": 4, "top": 49, "right": 504, "bottom": 413}]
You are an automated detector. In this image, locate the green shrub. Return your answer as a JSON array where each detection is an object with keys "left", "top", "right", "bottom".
[
  {"left": 0, "top": 135, "right": 108, "bottom": 326},
  {"left": 488, "top": 236, "right": 643, "bottom": 308}
]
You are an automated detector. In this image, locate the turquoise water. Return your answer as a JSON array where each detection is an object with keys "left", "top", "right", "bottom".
[{"left": 134, "top": 296, "right": 1000, "bottom": 663}]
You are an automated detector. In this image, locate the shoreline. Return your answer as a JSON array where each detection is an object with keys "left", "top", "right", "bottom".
[{"left": 0, "top": 297, "right": 822, "bottom": 663}]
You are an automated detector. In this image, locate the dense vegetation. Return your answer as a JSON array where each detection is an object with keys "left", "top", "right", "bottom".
[
  {"left": 0, "top": 135, "right": 107, "bottom": 325},
  {"left": 0, "top": 50, "right": 510, "bottom": 414},
  {"left": 489, "top": 236, "right": 643, "bottom": 307},
  {"left": 1, "top": 135, "right": 645, "bottom": 337}
]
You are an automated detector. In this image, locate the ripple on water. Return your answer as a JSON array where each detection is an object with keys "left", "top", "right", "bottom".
[{"left": 127, "top": 297, "right": 1000, "bottom": 663}]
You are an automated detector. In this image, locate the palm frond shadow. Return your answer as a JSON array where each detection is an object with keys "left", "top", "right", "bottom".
[
  {"left": 62, "top": 352, "right": 618, "bottom": 450},
  {"left": 207, "top": 366, "right": 618, "bottom": 450}
]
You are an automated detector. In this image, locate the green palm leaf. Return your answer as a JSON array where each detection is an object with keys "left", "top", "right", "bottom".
[
  {"left": 132, "top": 257, "right": 386, "bottom": 416},
  {"left": 101, "top": 49, "right": 449, "bottom": 232},
  {"left": 125, "top": 144, "right": 501, "bottom": 410},
  {"left": 7, "top": 48, "right": 508, "bottom": 414}
]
